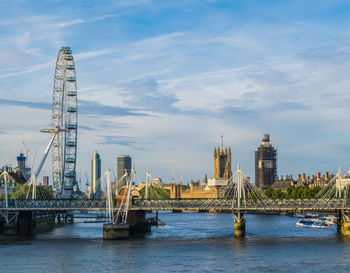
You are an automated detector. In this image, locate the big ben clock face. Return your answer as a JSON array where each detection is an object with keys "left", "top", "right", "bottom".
[{"left": 265, "top": 161, "right": 271, "bottom": 168}]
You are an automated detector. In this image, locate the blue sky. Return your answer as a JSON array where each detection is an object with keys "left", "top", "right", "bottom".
[{"left": 1, "top": 0, "right": 350, "bottom": 188}]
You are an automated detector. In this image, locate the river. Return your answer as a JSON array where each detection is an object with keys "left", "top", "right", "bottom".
[{"left": 1, "top": 212, "right": 350, "bottom": 272}]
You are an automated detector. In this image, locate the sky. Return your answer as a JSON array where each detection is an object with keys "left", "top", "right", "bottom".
[{"left": 1, "top": 0, "right": 350, "bottom": 189}]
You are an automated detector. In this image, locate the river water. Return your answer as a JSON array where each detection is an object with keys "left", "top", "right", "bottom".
[{"left": 1, "top": 212, "right": 350, "bottom": 272}]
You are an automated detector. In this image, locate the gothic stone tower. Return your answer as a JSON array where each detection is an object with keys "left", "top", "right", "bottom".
[
  {"left": 255, "top": 134, "right": 277, "bottom": 189},
  {"left": 214, "top": 146, "right": 232, "bottom": 179}
]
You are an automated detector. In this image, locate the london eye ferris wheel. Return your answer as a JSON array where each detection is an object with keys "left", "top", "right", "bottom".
[{"left": 40, "top": 47, "right": 78, "bottom": 197}]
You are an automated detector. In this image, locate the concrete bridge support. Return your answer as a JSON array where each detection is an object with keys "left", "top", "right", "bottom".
[
  {"left": 103, "top": 210, "right": 151, "bottom": 240},
  {"left": 103, "top": 223, "right": 130, "bottom": 240},
  {"left": 2, "top": 211, "right": 55, "bottom": 236},
  {"left": 233, "top": 211, "right": 246, "bottom": 237},
  {"left": 338, "top": 210, "right": 350, "bottom": 237}
]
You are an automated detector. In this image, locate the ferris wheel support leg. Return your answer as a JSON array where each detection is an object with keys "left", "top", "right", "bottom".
[{"left": 34, "top": 132, "right": 57, "bottom": 179}]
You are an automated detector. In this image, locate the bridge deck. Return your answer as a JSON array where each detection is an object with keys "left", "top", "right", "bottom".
[{"left": 0, "top": 199, "right": 349, "bottom": 212}]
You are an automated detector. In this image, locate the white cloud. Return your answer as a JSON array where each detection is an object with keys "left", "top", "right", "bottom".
[
  {"left": 0, "top": 15, "right": 57, "bottom": 27},
  {"left": 75, "top": 48, "right": 117, "bottom": 60},
  {"left": 54, "top": 19, "right": 85, "bottom": 28},
  {"left": 0, "top": 60, "right": 55, "bottom": 79},
  {"left": 53, "top": 12, "right": 125, "bottom": 28},
  {"left": 133, "top": 32, "right": 185, "bottom": 46}
]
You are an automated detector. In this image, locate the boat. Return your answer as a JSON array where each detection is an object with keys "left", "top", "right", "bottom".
[
  {"left": 305, "top": 212, "right": 319, "bottom": 218},
  {"left": 146, "top": 211, "right": 165, "bottom": 226},
  {"left": 83, "top": 219, "right": 107, "bottom": 223},
  {"left": 325, "top": 215, "right": 337, "bottom": 223},
  {"left": 147, "top": 216, "right": 158, "bottom": 226},
  {"left": 293, "top": 212, "right": 306, "bottom": 218},
  {"left": 318, "top": 217, "right": 336, "bottom": 225},
  {"left": 296, "top": 219, "right": 333, "bottom": 228},
  {"left": 147, "top": 216, "right": 165, "bottom": 226}
]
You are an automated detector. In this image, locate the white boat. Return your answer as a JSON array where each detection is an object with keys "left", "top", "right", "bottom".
[
  {"left": 305, "top": 212, "right": 319, "bottom": 218},
  {"left": 296, "top": 219, "right": 333, "bottom": 228},
  {"left": 293, "top": 212, "right": 305, "bottom": 218},
  {"left": 318, "top": 217, "right": 336, "bottom": 226}
]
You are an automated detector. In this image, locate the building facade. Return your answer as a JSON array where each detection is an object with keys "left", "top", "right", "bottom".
[
  {"left": 16, "top": 152, "right": 31, "bottom": 180},
  {"left": 255, "top": 134, "right": 277, "bottom": 189},
  {"left": 214, "top": 146, "right": 232, "bottom": 179},
  {"left": 91, "top": 150, "right": 101, "bottom": 197},
  {"left": 43, "top": 176, "right": 49, "bottom": 186},
  {"left": 117, "top": 155, "right": 132, "bottom": 186}
]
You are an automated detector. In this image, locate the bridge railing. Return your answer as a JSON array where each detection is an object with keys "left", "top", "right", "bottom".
[
  {"left": 133, "top": 198, "right": 347, "bottom": 210},
  {"left": 0, "top": 199, "right": 107, "bottom": 210},
  {"left": 0, "top": 198, "right": 348, "bottom": 210}
]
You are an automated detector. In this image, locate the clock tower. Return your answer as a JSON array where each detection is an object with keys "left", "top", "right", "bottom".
[{"left": 255, "top": 134, "right": 277, "bottom": 189}]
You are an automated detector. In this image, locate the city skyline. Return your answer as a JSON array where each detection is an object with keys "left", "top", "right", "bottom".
[{"left": 1, "top": 1, "right": 350, "bottom": 187}]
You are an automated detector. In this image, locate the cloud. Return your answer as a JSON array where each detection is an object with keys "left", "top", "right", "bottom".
[
  {"left": 0, "top": 98, "right": 51, "bottom": 110},
  {"left": 133, "top": 32, "right": 185, "bottom": 46},
  {"left": 0, "top": 15, "right": 57, "bottom": 27},
  {"left": 53, "top": 12, "right": 124, "bottom": 28},
  {"left": 0, "top": 97, "right": 149, "bottom": 117},
  {"left": 75, "top": 48, "right": 117, "bottom": 60},
  {"left": 0, "top": 47, "right": 118, "bottom": 79},
  {"left": 158, "top": 66, "right": 249, "bottom": 88},
  {"left": 97, "top": 135, "right": 138, "bottom": 146},
  {"left": 299, "top": 43, "right": 350, "bottom": 64},
  {"left": 54, "top": 19, "right": 85, "bottom": 28},
  {"left": 79, "top": 125, "right": 97, "bottom": 131},
  {"left": 0, "top": 60, "right": 55, "bottom": 79},
  {"left": 79, "top": 100, "right": 149, "bottom": 117},
  {"left": 120, "top": 78, "right": 179, "bottom": 113}
]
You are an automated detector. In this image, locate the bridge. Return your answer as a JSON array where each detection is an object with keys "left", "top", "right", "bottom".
[{"left": 1, "top": 165, "right": 350, "bottom": 238}]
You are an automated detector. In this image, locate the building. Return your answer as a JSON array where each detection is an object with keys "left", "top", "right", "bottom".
[
  {"left": 170, "top": 181, "right": 221, "bottom": 199},
  {"left": 91, "top": 151, "right": 101, "bottom": 197},
  {"left": 43, "top": 176, "right": 49, "bottom": 186},
  {"left": 336, "top": 178, "right": 350, "bottom": 189},
  {"left": 207, "top": 146, "right": 232, "bottom": 187},
  {"left": 86, "top": 185, "right": 92, "bottom": 199},
  {"left": 16, "top": 153, "right": 31, "bottom": 180},
  {"left": 255, "top": 134, "right": 277, "bottom": 189},
  {"left": 0, "top": 166, "right": 26, "bottom": 188},
  {"left": 271, "top": 172, "right": 333, "bottom": 191},
  {"left": 117, "top": 155, "right": 132, "bottom": 186},
  {"left": 294, "top": 172, "right": 332, "bottom": 188},
  {"left": 214, "top": 146, "right": 232, "bottom": 179}
]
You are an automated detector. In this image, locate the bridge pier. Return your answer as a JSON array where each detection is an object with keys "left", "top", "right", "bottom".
[
  {"left": 337, "top": 210, "right": 350, "bottom": 237},
  {"left": 103, "top": 223, "right": 130, "bottom": 240},
  {"left": 233, "top": 211, "right": 246, "bottom": 237},
  {"left": 103, "top": 210, "right": 151, "bottom": 240},
  {"left": 65, "top": 213, "right": 74, "bottom": 224},
  {"left": 2, "top": 211, "right": 55, "bottom": 236}
]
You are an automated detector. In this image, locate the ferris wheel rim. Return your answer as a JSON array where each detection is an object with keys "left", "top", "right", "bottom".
[{"left": 51, "top": 46, "right": 78, "bottom": 196}]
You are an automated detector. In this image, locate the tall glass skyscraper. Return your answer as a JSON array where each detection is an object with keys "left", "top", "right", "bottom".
[{"left": 117, "top": 155, "right": 131, "bottom": 186}]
